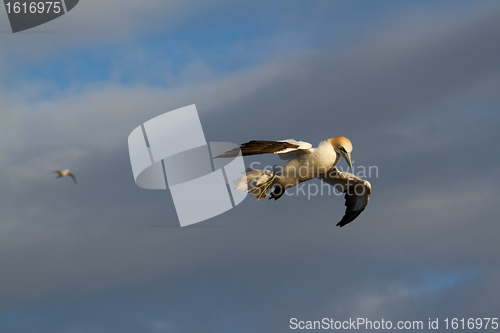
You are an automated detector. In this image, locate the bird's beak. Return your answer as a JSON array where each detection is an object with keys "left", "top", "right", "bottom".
[{"left": 342, "top": 152, "right": 353, "bottom": 170}]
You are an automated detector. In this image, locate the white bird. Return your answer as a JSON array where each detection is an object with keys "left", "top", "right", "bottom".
[
  {"left": 53, "top": 169, "right": 77, "bottom": 184},
  {"left": 216, "top": 137, "right": 371, "bottom": 227}
]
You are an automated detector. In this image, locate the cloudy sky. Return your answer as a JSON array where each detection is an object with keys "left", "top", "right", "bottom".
[{"left": 1, "top": 1, "right": 500, "bottom": 332}]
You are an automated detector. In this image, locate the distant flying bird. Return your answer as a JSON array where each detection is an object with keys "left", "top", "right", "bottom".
[
  {"left": 216, "top": 137, "right": 371, "bottom": 227},
  {"left": 53, "top": 169, "right": 77, "bottom": 184}
]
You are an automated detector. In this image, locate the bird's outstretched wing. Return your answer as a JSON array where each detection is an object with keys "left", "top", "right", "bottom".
[
  {"left": 53, "top": 170, "right": 63, "bottom": 177},
  {"left": 317, "top": 167, "right": 371, "bottom": 227},
  {"left": 215, "top": 139, "right": 313, "bottom": 159},
  {"left": 67, "top": 172, "right": 77, "bottom": 184}
]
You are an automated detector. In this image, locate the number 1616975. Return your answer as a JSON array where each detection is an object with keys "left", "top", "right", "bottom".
[
  {"left": 444, "top": 318, "right": 498, "bottom": 330},
  {"left": 5, "top": 2, "right": 62, "bottom": 14}
]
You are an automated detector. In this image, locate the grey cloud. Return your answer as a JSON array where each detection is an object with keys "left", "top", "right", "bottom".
[{"left": 204, "top": 4, "right": 500, "bottom": 140}]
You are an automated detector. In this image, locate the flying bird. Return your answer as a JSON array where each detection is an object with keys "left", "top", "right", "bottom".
[
  {"left": 216, "top": 137, "right": 371, "bottom": 227},
  {"left": 53, "top": 169, "right": 77, "bottom": 184}
]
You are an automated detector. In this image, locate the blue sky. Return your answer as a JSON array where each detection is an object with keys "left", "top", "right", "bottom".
[
  {"left": 2, "top": 1, "right": 461, "bottom": 93},
  {"left": 1, "top": 1, "right": 500, "bottom": 332}
]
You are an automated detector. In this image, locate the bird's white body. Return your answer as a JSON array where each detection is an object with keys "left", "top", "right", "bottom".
[
  {"left": 274, "top": 139, "right": 339, "bottom": 189},
  {"left": 58, "top": 169, "right": 71, "bottom": 176}
]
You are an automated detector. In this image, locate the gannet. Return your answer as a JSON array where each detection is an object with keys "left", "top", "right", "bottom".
[
  {"left": 53, "top": 169, "right": 77, "bottom": 184},
  {"left": 216, "top": 137, "right": 371, "bottom": 226}
]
